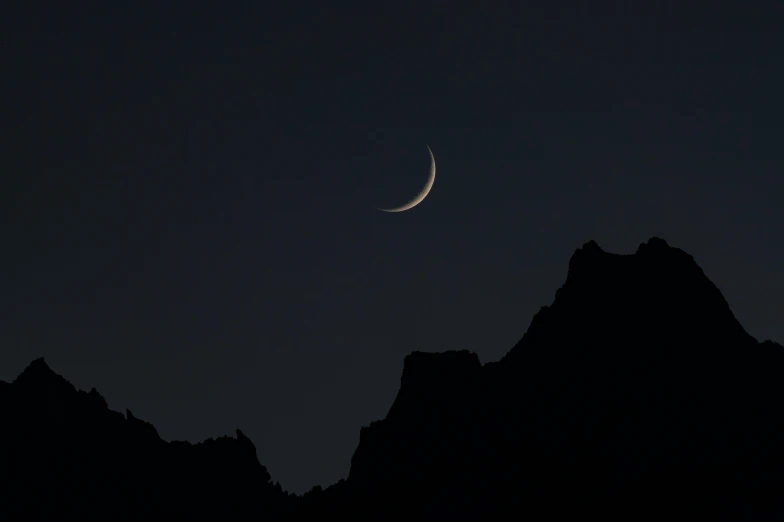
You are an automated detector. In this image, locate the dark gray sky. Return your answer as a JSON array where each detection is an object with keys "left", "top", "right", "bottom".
[{"left": 2, "top": 1, "right": 783, "bottom": 493}]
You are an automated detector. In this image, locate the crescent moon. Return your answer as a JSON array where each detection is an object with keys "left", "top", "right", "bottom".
[{"left": 377, "top": 145, "right": 436, "bottom": 213}]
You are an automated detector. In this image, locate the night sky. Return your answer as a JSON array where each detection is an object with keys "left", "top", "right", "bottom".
[{"left": 3, "top": 1, "right": 783, "bottom": 493}]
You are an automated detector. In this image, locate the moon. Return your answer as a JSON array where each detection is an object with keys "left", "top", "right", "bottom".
[{"left": 377, "top": 145, "right": 436, "bottom": 213}]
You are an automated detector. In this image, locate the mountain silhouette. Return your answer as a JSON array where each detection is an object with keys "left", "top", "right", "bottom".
[
  {"left": 0, "top": 357, "right": 292, "bottom": 520},
  {"left": 296, "top": 237, "right": 784, "bottom": 521},
  {"left": 3, "top": 237, "right": 784, "bottom": 520}
]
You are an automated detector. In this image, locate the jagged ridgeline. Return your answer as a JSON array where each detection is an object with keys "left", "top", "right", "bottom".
[
  {"left": 3, "top": 238, "right": 783, "bottom": 521},
  {"left": 0, "top": 357, "right": 295, "bottom": 519}
]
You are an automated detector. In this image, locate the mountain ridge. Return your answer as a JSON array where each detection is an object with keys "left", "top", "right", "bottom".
[
  {"left": 0, "top": 355, "right": 292, "bottom": 520},
  {"left": 305, "top": 236, "right": 784, "bottom": 520},
  {"left": 3, "top": 236, "right": 784, "bottom": 520}
]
